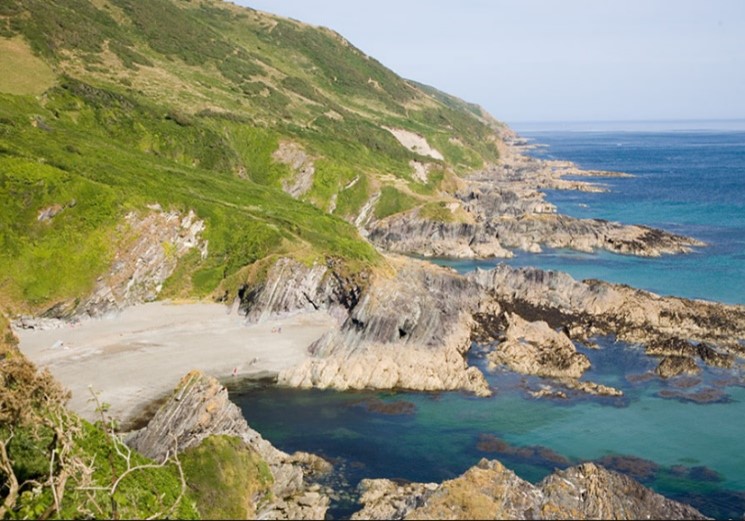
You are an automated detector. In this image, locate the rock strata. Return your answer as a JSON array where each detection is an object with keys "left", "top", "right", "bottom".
[
  {"left": 236, "top": 255, "right": 745, "bottom": 399},
  {"left": 487, "top": 313, "right": 590, "bottom": 379},
  {"left": 34, "top": 207, "right": 207, "bottom": 321},
  {"left": 366, "top": 140, "right": 702, "bottom": 259},
  {"left": 352, "top": 459, "right": 708, "bottom": 520},
  {"left": 126, "top": 371, "right": 330, "bottom": 520},
  {"left": 469, "top": 264, "right": 745, "bottom": 362},
  {"left": 240, "top": 256, "right": 490, "bottom": 396}
]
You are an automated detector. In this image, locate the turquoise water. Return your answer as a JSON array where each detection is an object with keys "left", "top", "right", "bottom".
[
  {"left": 437, "top": 128, "right": 745, "bottom": 305},
  {"left": 234, "top": 127, "right": 745, "bottom": 519}
]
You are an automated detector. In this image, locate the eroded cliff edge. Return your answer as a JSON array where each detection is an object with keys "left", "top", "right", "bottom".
[{"left": 238, "top": 254, "right": 745, "bottom": 398}]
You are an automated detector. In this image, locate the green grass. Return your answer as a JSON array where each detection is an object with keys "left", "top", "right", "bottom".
[
  {"left": 0, "top": 87, "right": 378, "bottom": 312},
  {"left": 181, "top": 435, "right": 273, "bottom": 520},
  {"left": 0, "top": 36, "right": 56, "bottom": 95},
  {"left": 374, "top": 186, "right": 420, "bottom": 219},
  {"left": 419, "top": 201, "right": 457, "bottom": 222},
  {"left": 0, "top": 0, "right": 508, "bottom": 313}
]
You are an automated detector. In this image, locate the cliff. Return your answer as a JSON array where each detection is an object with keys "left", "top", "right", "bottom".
[{"left": 127, "top": 371, "right": 331, "bottom": 520}]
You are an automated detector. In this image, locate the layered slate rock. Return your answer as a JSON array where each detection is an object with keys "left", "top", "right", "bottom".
[
  {"left": 352, "top": 459, "right": 709, "bottom": 520},
  {"left": 237, "top": 254, "right": 745, "bottom": 399},
  {"left": 126, "top": 371, "right": 330, "bottom": 520},
  {"left": 366, "top": 141, "right": 703, "bottom": 260},
  {"left": 241, "top": 256, "right": 490, "bottom": 396}
]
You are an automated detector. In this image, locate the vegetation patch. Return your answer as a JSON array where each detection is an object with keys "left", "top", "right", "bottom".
[
  {"left": 374, "top": 186, "right": 419, "bottom": 220},
  {"left": 0, "top": 315, "right": 198, "bottom": 519},
  {"left": 181, "top": 435, "right": 273, "bottom": 520}
]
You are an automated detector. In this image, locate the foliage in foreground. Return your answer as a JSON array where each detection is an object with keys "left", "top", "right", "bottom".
[{"left": 0, "top": 315, "right": 199, "bottom": 519}]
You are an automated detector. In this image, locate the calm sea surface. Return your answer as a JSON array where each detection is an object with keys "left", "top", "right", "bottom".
[{"left": 234, "top": 124, "right": 745, "bottom": 519}]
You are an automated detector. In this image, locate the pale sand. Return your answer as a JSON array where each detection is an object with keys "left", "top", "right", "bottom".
[{"left": 15, "top": 302, "right": 336, "bottom": 425}]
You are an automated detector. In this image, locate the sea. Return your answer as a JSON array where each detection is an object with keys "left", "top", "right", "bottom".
[{"left": 232, "top": 120, "right": 745, "bottom": 519}]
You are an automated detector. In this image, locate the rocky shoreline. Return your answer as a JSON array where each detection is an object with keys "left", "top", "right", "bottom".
[
  {"left": 366, "top": 140, "right": 703, "bottom": 260},
  {"left": 351, "top": 459, "right": 708, "bottom": 520},
  {"left": 14, "top": 130, "right": 745, "bottom": 520},
  {"left": 125, "top": 371, "right": 710, "bottom": 520},
  {"left": 234, "top": 254, "right": 745, "bottom": 400}
]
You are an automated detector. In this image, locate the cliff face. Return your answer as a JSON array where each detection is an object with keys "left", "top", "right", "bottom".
[
  {"left": 238, "top": 254, "right": 745, "bottom": 398},
  {"left": 126, "top": 371, "right": 330, "bottom": 520},
  {"left": 352, "top": 459, "right": 709, "bottom": 520}
]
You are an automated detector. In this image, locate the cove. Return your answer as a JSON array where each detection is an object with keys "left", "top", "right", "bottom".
[
  {"left": 232, "top": 128, "right": 745, "bottom": 519},
  {"left": 233, "top": 337, "right": 745, "bottom": 519}
]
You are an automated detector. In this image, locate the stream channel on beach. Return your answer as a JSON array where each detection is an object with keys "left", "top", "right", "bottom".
[{"left": 232, "top": 122, "right": 745, "bottom": 519}]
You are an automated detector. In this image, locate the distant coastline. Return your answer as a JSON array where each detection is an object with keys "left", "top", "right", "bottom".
[{"left": 509, "top": 118, "right": 745, "bottom": 133}]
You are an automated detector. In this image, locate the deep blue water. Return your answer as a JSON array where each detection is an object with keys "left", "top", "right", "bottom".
[
  {"left": 234, "top": 127, "right": 745, "bottom": 519},
  {"left": 438, "top": 128, "right": 745, "bottom": 305}
]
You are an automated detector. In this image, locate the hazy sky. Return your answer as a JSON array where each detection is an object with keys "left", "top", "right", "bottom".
[{"left": 235, "top": 0, "right": 745, "bottom": 125}]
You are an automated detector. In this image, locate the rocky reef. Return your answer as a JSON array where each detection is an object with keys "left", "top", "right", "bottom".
[
  {"left": 238, "top": 254, "right": 745, "bottom": 399},
  {"left": 351, "top": 458, "right": 707, "bottom": 520},
  {"left": 469, "top": 264, "right": 745, "bottom": 365},
  {"left": 487, "top": 312, "right": 590, "bottom": 379},
  {"left": 366, "top": 143, "right": 702, "bottom": 259},
  {"left": 126, "top": 371, "right": 330, "bottom": 520}
]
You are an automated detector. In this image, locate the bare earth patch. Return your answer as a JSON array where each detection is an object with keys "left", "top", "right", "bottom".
[{"left": 0, "top": 36, "right": 56, "bottom": 95}]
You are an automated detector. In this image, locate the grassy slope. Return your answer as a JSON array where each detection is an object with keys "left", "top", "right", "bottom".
[{"left": 0, "top": 0, "right": 505, "bottom": 313}]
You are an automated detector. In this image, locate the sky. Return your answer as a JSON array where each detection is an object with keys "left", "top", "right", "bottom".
[{"left": 234, "top": 0, "right": 745, "bottom": 126}]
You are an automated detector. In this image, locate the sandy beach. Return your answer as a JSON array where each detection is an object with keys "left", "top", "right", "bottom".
[{"left": 15, "top": 301, "right": 336, "bottom": 426}]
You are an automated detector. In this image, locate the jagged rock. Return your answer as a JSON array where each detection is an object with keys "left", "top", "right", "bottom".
[
  {"left": 539, "top": 463, "right": 708, "bottom": 520},
  {"left": 234, "top": 256, "right": 745, "bottom": 398},
  {"left": 558, "top": 379, "right": 624, "bottom": 397},
  {"left": 41, "top": 207, "right": 207, "bottom": 319},
  {"left": 126, "top": 371, "right": 330, "bottom": 520},
  {"left": 366, "top": 141, "right": 702, "bottom": 260},
  {"left": 487, "top": 313, "right": 590, "bottom": 379},
  {"left": 367, "top": 216, "right": 513, "bottom": 259},
  {"left": 352, "top": 459, "right": 708, "bottom": 520},
  {"left": 350, "top": 479, "right": 439, "bottom": 520},
  {"left": 655, "top": 356, "right": 701, "bottom": 378},
  {"left": 275, "top": 141, "right": 316, "bottom": 199},
  {"left": 279, "top": 258, "right": 490, "bottom": 396},
  {"left": 469, "top": 264, "right": 745, "bottom": 362}
]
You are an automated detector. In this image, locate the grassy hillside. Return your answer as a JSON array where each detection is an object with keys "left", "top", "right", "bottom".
[{"left": 0, "top": 0, "right": 506, "bottom": 313}]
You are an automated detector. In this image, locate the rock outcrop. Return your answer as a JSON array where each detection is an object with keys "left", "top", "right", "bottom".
[
  {"left": 126, "top": 371, "right": 330, "bottom": 520},
  {"left": 366, "top": 141, "right": 702, "bottom": 259},
  {"left": 30, "top": 206, "right": 207, "bottom": 322},
  {"left": 352, "top": 459, "right": 708, "bottom": 520},
  {"left": 236, "top": 254, "right": 745, "bottom": 399},
  {"left": 487, "top": 313, "right": 590, "bottom": 379},
  {"left": 469, "top": 264, "right": 745, "bottom": 359},
  {"left": 240, "top": 256, "right": 490, "bottom": 396}
]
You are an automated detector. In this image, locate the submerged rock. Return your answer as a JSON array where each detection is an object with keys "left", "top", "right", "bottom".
[{"left": 655, "top": 356, "right": 701, "bottom": 378}]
